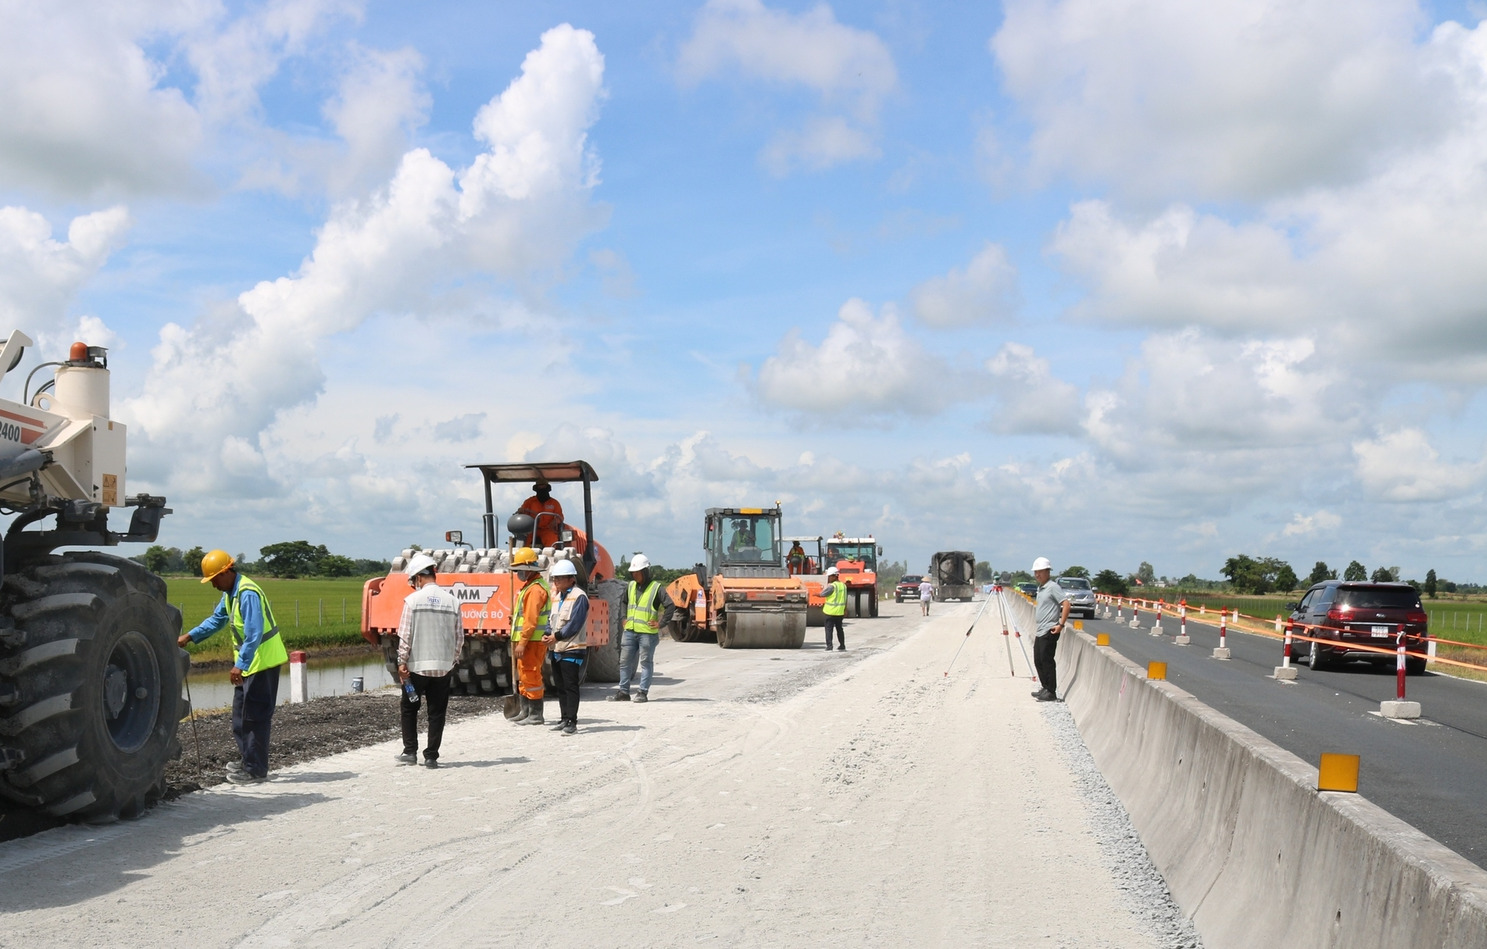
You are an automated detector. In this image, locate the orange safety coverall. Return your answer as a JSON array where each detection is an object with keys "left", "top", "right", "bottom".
[
  {"left": 514, "top": 579, "right": 549, "bottom": 699},
  {"left": 519, "top": 496, "right": 564, "bottom": 549}
]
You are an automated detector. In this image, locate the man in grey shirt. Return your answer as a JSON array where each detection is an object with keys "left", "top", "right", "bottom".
[
  {"left": 395, "top": 553, "right": 464, "bottom": 767},
  {"left": 1032, "top": 556, "right": 1070, "bottom": 702}
]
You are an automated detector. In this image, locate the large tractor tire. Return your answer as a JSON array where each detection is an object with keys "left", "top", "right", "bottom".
[
  {"left": 0, "top": 552, "right": 184, "bottom": 822},
  {"left": 583, "top": 579, "right": 626, "bottom": 683}
]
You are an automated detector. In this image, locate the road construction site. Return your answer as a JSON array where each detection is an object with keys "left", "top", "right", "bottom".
[{"left": 0, "top": 599, "right": 1198, "bottom": 948}]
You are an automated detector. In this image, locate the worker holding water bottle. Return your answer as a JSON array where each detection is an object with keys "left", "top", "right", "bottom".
[{"left": 395, "top": 553, "right": 463, "bottom": 768}]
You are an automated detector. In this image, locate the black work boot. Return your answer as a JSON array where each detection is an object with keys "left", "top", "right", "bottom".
[
  {"left": 512, "top": 697, "right": 531, "bottom": 724},
  {"left": 523, "top": 699, "right": 545, "bottom": 725}
]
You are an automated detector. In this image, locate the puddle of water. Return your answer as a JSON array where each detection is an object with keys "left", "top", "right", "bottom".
[{"left": 185, "top": 655, "right": 395, "bottom": 712}]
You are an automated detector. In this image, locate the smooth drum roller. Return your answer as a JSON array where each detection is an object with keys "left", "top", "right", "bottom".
[{"left": 718, "top": 609, "right": 807, "bottom": 649}]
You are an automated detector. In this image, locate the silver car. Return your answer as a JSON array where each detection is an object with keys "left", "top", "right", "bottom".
[{"left": 1056, "top": 576, "right": 1096, "bottom": 619}]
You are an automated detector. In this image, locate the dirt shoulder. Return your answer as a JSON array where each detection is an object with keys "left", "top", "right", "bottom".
[{"left": 167, "top": 690, "right": 507, "bottom": 795}]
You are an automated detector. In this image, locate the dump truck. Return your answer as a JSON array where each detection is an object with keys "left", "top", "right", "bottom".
[
  {"left": 362, "top": 461, "right": 626, "bottom": 694},
  {"left": 0, "top": 332, "right": 182, "bottom": 823},
  {"left": 930, "top": 550, "right": 977, "bottom": 602},
  {"left": 824, "top": 534, "right": 881, "bottom": 618},
  {"left": 665, "top": 506, "right": 808, "bottom": 648}
]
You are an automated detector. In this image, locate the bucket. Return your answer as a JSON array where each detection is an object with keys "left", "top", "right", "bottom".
[{"left": 351, "top": 676, "right": 364, "bottom": 693}]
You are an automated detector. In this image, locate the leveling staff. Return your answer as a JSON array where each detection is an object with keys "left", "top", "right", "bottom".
[{"left": 179, "top": 550, "right": 288, "bottom": 784}]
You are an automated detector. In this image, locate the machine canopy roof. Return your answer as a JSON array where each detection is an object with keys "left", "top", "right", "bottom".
[{"left": 466, "top": 461, "right": 598, "bottom": 484}]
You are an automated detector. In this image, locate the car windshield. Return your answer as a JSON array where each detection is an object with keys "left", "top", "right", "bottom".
[
  {"left": 1057, "top": 578, "right": 1091, "bottom": 591},
  {"left": 1336, "top": 588, "right": 1421, "bottom": 610},
  {"left": 900, "top": 575, "right": 922, "bottom": 584}
]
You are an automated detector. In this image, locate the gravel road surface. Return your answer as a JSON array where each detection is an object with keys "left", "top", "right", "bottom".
[{"left": 0, "top": 600, "right": 1197, "bottom": 948}]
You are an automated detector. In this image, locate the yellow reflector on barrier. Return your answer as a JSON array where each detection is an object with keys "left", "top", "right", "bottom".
[
  {"left": 1147, "top": 661, "right": 1167, "bottom": 680},
  {"left": 1073, "top": 620, "right": 1084, "bottom": 631},
  {"left": 1318, "top": 753, "right": 1360, "bottom": 793},
  {"left": 1096, "top": 633, "right": 1110, "bottom": 646}
]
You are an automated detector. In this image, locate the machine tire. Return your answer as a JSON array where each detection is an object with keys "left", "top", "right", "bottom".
[
  {"left": 1406, "top": 654, "right": 1427, "bottom": 676},
  {"left": 869, "top": 592, "right": 878, "bottom": 618},
  {"left": 582, "top": 579, "right": 625, "bottom": 683},
  {"left": 0, "top": 552, "right": 184, "bottom": 822}
]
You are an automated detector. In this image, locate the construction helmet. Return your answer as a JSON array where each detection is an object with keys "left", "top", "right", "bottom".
[
  {"left": 550, "top": 559, "right": 578, "bottom": 578},
  {"left": 200, "top": 549, "right": 234, "bottom": 583},
  {"left": 1032, "top": 557, "right": 1053, "bottom": 572},
  {"left": 825, "top": 566, "right": 839, "bottom": 576},
  {"left": 511, "top": 546, "right": 541, "bottom": 571},
  {"left": 405, "top": 553, "right": 438, "bottom": 578},
  {"left": 628, "top": 553, "right": 651, "bottom": 573}
]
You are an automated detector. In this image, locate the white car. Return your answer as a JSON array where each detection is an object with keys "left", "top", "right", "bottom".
[{"left": 1056, "top": 576, "right": 1096, "bottom": 619}]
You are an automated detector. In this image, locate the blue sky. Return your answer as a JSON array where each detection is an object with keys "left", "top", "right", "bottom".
[{"left": 6, "top": 0, "right": 1487, "bottom": 583}]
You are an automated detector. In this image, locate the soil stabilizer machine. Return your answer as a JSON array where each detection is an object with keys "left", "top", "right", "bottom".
[
  {"left": 665, "top": 506, "right": 807, "bottom": 648},
  {"left": 0, "top": 332, "right": 181, "bottom": 823},
  {"left": 361, "top": 461, "right": 626, "bottom": 695}
]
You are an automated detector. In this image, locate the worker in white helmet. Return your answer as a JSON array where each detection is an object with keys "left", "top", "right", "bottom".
[
  {"left": 609, "top": 553, "right": 676, "bottom": 703},
  {"left": 395, "top": 553, "right": 463, "bottom": 767},
  {"left": 542, "top": 559, "right": 588, "bottom": 735},
  {"left": 1031, "top": 556, "right": 1070, "bottom": 702}
]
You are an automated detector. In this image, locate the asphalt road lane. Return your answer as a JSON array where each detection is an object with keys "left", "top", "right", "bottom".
[{"left": 1081, "top": 610, "right": 1487, "bottom": 870}]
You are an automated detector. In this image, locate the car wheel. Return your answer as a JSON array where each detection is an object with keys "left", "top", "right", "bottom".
[
  {"left": 1308, "top": 639, "right": 1327, "bottom": 671},
  {"left": 1406, "top": 654, "right": 1427, "bottom": 676}
]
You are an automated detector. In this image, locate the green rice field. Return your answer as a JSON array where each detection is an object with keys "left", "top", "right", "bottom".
[
  {"left": 167, "top": 576, "right": 376, "bottom": 663},
  {"left": 1119, "top": 592, "right": 1487, "bottom": 651}
]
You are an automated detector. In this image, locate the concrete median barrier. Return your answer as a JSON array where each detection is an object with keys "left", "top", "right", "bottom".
[{"left": 1058, "top": 628, "right": 1487, "bottom": 949}]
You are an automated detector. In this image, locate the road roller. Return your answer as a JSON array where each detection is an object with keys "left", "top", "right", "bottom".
[{"left": 665, "top": 506, "right": 808, "bottom": 649}]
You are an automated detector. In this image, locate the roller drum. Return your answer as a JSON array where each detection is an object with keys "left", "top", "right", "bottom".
[{"left": 718, "top": 608, "right": 806, "bottom": 649}]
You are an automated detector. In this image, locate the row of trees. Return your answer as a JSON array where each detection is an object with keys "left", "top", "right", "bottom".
[
  {"left": 1092, "top": 556, "right": 1464, "bottom": 598},
  {"left": 137, "top": 541, "right": 391, "bottom": 579}
]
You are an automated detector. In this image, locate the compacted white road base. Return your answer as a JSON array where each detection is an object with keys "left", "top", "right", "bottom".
[{"left": 0, "top": 601, "right": 1168, "bottom": 948}]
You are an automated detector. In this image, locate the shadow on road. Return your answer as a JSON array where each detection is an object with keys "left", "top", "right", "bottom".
[{"left": 0, "top": 790, "right": 333, "bottom": 911}]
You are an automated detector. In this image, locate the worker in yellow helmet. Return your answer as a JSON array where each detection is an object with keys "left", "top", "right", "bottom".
[
  {"left": 506, "top": 546, "right": 550, "bottom": 725},
  {"left": 178, "top": 550, "right": 288, "bottom": 783}
]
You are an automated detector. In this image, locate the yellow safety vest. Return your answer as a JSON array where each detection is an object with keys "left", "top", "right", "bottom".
[
  {"left": 227, "top": 576, "right": 288, "bottom": 675},
  {"left": 626, "top": 580, "right": 663, "bottom": 634},
  {"left": 823, "top": 580, "right": 847, "bottom": 617},
  {"left": 512, "top": 577, "right": 551, "bottom": 641}
]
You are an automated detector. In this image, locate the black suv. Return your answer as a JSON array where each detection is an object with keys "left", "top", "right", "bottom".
[{"left": 1287, "top": 581, "right": 1427, "bottom": 675}]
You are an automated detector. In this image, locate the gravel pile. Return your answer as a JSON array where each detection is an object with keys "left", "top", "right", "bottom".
[{"left": 1042, "top": 701, "right": 1205, "bottom": 949}]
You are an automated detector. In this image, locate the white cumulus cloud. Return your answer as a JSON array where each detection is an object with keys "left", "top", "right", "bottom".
[
  {"left": 0, "top": 3, "right": 207, "bottom": 197},
  {"left": 0, "top": 205, "right": 131, "bottom": 342},
  {"left": 123, "top": 24, "right": 609, "bottom": 498},
  {"left": 992, "top": 0, "right": 1447, "bottom": 202},
  {"left": 911, "top": 243, "right": 1020, "bottom": 327},
  {"left": 1354, "top": 429, "right": 1485, "bottom": 502},
  {"left": 1281, "top": 510, "right": 1343, "bottom": 537},
  {"left": 322, "top": 44, "right": 431, "bottom": 196},
  {"left": 678, "top": 0, "right": 897, "bottom": 174},
  {"left": 983, "top": 342, "right": 1079, "bottom": 435},
  {"left": 750, "top": 298, "right": 948, "bottom": 419}
]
